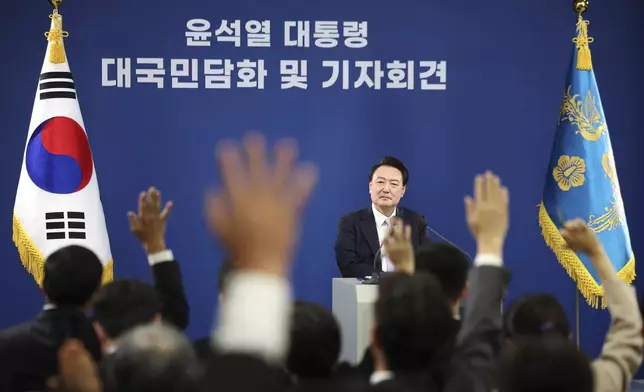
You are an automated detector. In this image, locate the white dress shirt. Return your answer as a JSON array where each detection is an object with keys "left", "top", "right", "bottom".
[{"left": 372, "top": 204, "right": 396, "bottom": 272}]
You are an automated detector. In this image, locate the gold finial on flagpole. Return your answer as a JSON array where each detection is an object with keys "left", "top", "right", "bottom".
[
  {"left": 44, "top": 0, "right": 68, "bottom": 64},
  {"left": 572, "top": 0, "right": 593, "bottom": 71},
  {"left": 573, "top": 0, "right": 589, "bottom": 14}
]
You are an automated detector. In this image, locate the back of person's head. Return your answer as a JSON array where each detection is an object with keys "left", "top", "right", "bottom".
[
  {"left": 374, "top": 272, "right": 453, "bottom": 372},
  {"left": 415, "top": 242, "right": 470, "bottom": 304},
  {"left": 103, "top": 323, "right": 199, "bottom": 392},
  {"left": 498, "top": 335, "right": 593, "bottom": 392},
  {"left": 43, "top": 245, "right": 103, "bottom": 306},
  {"left": 92, "top": 279, "right": 162, "bottom": 340},
  {"left": 287, "top": 301, "right": 341, "bottom": 379},
  {"left": 505, "top": 293, "right": 571, "bottom": 339}
]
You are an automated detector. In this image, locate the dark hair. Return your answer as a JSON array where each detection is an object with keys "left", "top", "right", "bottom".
[
  {"left": 505, "top": 293, "right": 571, "bottom": 339},
  {"left": 369, "top": 156, "right": 409, "bottom": 186},
  {"left": 93, "top": 279, "right": 162, "bottom": 339},
  {"left": 218, "top": 259, "right": 235, "bottom": 294},
  {"left": 498, "top": 335, "right": 593, "bottom": 392},
  {"left": 415, "top": 243, "right": 470, "bottom": 303},
  {"left": 286, "top": 301, "right": 341, "bottom": 379},
  {"left": 43, "top": 245, "right": 103, "bottom": 306},
  {"left": 375, "top": 272, "right": 453, "bottom": 372}
]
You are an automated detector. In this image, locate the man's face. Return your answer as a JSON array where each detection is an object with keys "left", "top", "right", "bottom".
[{"left": 369, "top": 165, "right": 406, "bottom": 210}]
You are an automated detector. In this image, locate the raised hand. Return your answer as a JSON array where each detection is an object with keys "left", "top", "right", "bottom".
[
  {"left": 464, "top": 171, "right": 509, "bottom": 256},
  {"left": 561, "top": 219, "right": 602, "bottom": 256},
  {"left": 384, "top": 217, "right": 414, "bottom": 274},
  {"left": 127, "top": 187, "right": 173, "bottom": 254},
  {"left": 205, "top": 132, "right": 318, "bottom": 276}
]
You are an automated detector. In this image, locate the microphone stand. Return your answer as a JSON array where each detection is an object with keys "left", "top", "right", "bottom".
[{"left": 361, "top": 245, "right": 383, "bottom": 285}]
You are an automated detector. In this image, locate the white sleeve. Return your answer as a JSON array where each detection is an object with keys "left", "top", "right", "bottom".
[
  {"left": 474, "top": 253, "right": 503, "bottom": 267},
  {"left": 213, "top": 271, "right": 292, "bottom": 363}
]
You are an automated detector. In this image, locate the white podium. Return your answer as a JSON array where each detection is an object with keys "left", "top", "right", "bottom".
[{"left": 331, "top": 278, "right": 378, "bottom": 364}]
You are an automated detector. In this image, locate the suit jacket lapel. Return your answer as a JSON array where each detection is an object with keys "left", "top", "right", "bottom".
[{"left": 359, "top": 209, "right": 380, "bottom": 255}]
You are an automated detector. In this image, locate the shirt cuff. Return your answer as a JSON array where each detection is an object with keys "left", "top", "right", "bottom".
[
  {"left": 214, "top": 271, "right": 292, "bottom": 363},
  {"left": 474, "top": 253, "right": 503, "bottom": 267},
  {"left": 147, "top": 249, "right": 174, "bottom": 266}
]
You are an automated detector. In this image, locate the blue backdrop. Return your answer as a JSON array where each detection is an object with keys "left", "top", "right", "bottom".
[{"left": 1, "top": 0, "right": 643, "bottom": 367}]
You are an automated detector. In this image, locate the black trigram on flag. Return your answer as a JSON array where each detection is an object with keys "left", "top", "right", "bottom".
[
  {"left": 39, "top": 71, "right": 76, "bottom": 100},
  {"left": 45, "top": 211, "right": 86, "bottom": 240}
]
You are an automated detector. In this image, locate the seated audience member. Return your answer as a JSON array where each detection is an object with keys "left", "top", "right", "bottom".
[
  {"left": 504, "top": 220, "right": 643, "bottom": 392},
  {"left": 370, "top": 272, "right": 455, "bottom": 390},
  {"left": 92, "top": 279, "right": 163, "bottom": 354},
  {"left": 498, "top": 335, "right": 593, "bottom": 392},
  {"left": 0, "top": 245, "right": 104, "bottom": 391},
  {"left": 102, "top": 323, "right": 200, "bottom": 392},
  {"left": 358, "top": 242, "right": 470, "bottom": 380},
  {"left": 287, "top": 301, "right": 341, "bottom": 381}
]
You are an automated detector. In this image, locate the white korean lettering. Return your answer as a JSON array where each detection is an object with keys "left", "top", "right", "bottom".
[
  {"left": 313, "top": 21, "right": 339, "bottom": 48},
  {"left": 245, "top": 20, "right": 271, "bottom": 47},
  {"left": 284, "top": 21, "right": 310, "bottom": 47},
  {"left": 354, "top": 60, "right": 383, "bottom": 89},
  {"left": 280, "top": 60, "right": 307, "bottom": 89},
  {"left": 170, "top": 59, "right": 199, "bottom": 88},
  {"left": 322, "top": 60, "right": 350, "bottom": 89},
  {"left": 343, "top": 21, "right": 368, "bottom": 48},
  {"left": 386, "top": 60, "right": 414, "bottom": 89},
  {"left": 186, "top": 19, "right": 212, "bottom": 47},
  {"left": 419, "top": 61, "right": 447, "bottom": 90},
  {"left": 204, "top": 59, "right": 235, "bottom": 89},
  {"left": 215, "top": 20, "right": 242, "bottom": 47},
  {"left": 135, "top": 58, "right": 165, "bottom": 88},
  {"left": 101, "top": 58, "right": 131, "bottom": 88},
  {"left": 236, "top": 59, "right": 267, "bottom": 89}
]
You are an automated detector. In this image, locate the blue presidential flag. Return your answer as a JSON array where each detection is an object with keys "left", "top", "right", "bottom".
[{"left": 539, "top": 17, "right": 634, "bottom": 308}]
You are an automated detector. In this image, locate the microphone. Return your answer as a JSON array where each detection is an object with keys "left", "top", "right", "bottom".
[
  {"left": 362, "top": 206, "right": 399, "bottom": 285},
  {"left": 361, "top": 241, "right": 384, "bottom": 285},
  {"left": 423, "top": 221, "right": 473, "bottom": 263}
]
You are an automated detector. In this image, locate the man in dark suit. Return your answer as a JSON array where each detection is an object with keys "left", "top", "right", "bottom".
[
  {"left": 335, "top": 156, "right": 430, "bottom": 278},
  {"left": 0, "top": 245, "right": 104, "bottom": 392}
]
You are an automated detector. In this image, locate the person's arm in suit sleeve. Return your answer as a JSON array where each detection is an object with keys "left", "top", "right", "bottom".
[
  {"left": 148, "top": 249, "right": 190, "bottom": 331},
  {"left": 335, "top": 216, "right": 372, "bottom": 278},
  {"left": 591, "top": 278, "right": 643, "bottom": 392},
  {"left": 444, "top": 255, "right": 505, "bottom": 392}
]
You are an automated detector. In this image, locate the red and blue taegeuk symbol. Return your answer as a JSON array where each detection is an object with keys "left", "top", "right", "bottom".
[{"left": 26, "top": 116, "right": 93, "bottom": 194}]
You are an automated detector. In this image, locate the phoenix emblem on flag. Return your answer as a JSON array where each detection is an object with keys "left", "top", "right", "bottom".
[
  {"left": 588, "top": 150, "right": 626, "bottom": 233},
  {"left": 558, "top": 86, "right": 607, "bottom": 142}
]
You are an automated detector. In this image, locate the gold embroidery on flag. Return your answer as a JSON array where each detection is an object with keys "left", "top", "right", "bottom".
[{"left": 558, "top": 87, "right": 606, "bottom": 142}]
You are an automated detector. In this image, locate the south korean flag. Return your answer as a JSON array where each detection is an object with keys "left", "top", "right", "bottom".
[{"left": 13, "top": 10, "right": 114, "bottom": 285}]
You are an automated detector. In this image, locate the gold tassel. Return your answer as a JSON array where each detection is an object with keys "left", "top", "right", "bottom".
[
  {"left": 44, "top": 10, "right": 69, "bottom": 64},
  {"left": 573, "top": 15, "right": 594, "bottom": 71}
]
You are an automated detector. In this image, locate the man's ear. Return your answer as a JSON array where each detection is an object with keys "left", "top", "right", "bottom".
[{"left": 400, "top": 185, "right": 406, "bottom": 198}]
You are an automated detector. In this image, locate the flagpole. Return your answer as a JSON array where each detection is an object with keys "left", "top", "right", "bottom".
[
  {"left": 575, "top": 284, "right": 580, "bottom": 348},
  {"left": 570, "top": 0, "right": 589, "bottom": 350}
]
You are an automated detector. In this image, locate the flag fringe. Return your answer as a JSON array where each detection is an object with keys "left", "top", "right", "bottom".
[
  {"left": 12, "top": 213, "right": 114, "bottom": 286},
  {"left": 538, "top": 202, "right": 635, "bottom": 309}
]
